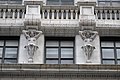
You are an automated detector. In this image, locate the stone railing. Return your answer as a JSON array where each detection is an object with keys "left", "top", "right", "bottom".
[
  {"left": 95, "top": 7, "right": 120, "bottom": 20},
  {"left": 0, "top": 5, "right": 25, "bottom": 19},
  {"left": 41, "top": 6, "right": 79, "bottom": 20}
]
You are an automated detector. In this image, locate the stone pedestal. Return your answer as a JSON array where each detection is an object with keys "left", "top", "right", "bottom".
[
  {"left": 77, "top": 0, "right": 97, "bottom": 30},
  {"left": 24, "top": 0, "right": 43, "bottom": 30}
]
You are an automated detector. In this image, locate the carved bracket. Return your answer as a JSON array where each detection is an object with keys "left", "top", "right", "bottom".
[{"left": 23, "top": 29, "right": 42, "bottom": 63}]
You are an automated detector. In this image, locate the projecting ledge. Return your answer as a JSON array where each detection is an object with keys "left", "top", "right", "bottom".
[{"left": 0, "top": 64, "right": 120, "bottom": 76}]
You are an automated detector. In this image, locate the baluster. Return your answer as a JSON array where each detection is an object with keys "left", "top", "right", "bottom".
[
  {"left": 42, "top": 10, "right": 45, "bottom": 19},
  {"left": 0, "top": 9, "right": 2, "bottom": 18},
  {"left": 17, "top": 9, "right": 20, "bottom": 19},
  {"left": 75, "top": 10, "right": 78, "bottom": 19},
  {"left": 66, "top": 10, "right": 69, "bottom": 19},
  {"left": 7, "top": 9, "right": 11, "bottom": 18},
  {"left": 21, "top": 9, "right": 24, "bottom": 19},
  {"left": 3, "top": 9, "right": 6, "bottom": 19},
  {"left": 71, "top": 10, "right": 73, "bottom": 19},
  {"left": 47, "top": 10, "right": 50, "bottom": 19},
  {"left": 52, "top": 10, "right": 55, "bottom": 19},
  {"left": 95, "top": 10, "right": 98, "bottom": 20},
  {"left": 104, "top": 10, "right": 108, "bottom": 20},
  {"left": 119, "top": 10, "right": 120, "bottom": 20},
  {"left": 56, "top": 10, "right": 59, "bottom": 19},
  {"left": 109, "top": 10, "right": 112, "bottom": 20},
  {"left": 100, "top": 10, "right": 103, "bottom": 20},
  {"left": 12, "top": 9, "right": 15, "bottom": 19},
  {"left": 114, "top": 10, "right": 117, "bottom": 20},
  {"left": 61, "top": 10, "right": 64, "bottom": 19}
]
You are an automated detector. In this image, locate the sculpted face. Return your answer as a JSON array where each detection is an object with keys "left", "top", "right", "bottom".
[{"left": 28, "top": 38, "right": 36, "bottom": 45}]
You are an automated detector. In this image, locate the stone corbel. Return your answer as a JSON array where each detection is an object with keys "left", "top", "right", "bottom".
[{"left": 23, "top": 29, "right": 42, "bottom": 63}]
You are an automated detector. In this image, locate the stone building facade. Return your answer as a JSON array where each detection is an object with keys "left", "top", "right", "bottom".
[{"left": 0, "top": 0, "right": 120, "bottom": 80}]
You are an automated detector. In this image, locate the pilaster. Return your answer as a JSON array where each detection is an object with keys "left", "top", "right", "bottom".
[
  {"left": 21, "top": 0, "right": 44, "bottom": 63},
  {"left": 76, "top": 0, "right": 101, "bottom": 64}
]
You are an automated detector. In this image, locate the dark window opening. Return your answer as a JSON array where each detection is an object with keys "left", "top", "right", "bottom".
[
  {"left": 45, "top": 37, "right": 74, "bottom": 64},
  {"left": 101, "top": 37, "right": 120, "bottom": 64},
  {"left": 0, "top": 37, "right": 19, "bottom": 64}
]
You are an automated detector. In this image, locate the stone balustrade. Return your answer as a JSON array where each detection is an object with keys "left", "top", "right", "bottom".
[
  {"left": 0, "top": 8, "right": 25, "bottom": 19},
  {"left": 41, "top": 7, "right": 79, "bottom": 20},
  {"left": 0, "top": 5, "right": 120, "bottom": 21},
  {"left": 95, "top": 7, "right": 120, "bottom": 20}
]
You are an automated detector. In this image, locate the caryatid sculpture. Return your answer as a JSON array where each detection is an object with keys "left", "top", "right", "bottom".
[
  {"left": 79, "top": 30, "right": 98, "bottom": 63},
  {"left": 23, "top": 29, "right": 42, "bottom": 63},
  {"left": 79, "top": 30, "right": 98, "bottom": 44}
]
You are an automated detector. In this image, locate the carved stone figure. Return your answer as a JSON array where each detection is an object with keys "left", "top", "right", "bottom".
[
  {"left": 79, "top": 30, "right": 98, "bottom": 42},
  {"left": 82, "top": 44, "right": 95, "bottom": 63},
  {"left": 79, "top": 30, "right": 98, "bottom": 63},
  {"left": 23, "top": 29, "right": 42, "bottom": 63}
]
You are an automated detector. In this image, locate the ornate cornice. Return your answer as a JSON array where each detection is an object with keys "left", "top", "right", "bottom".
[{"left": 0, "top": 64, "right": 120, "bottom": 78}]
